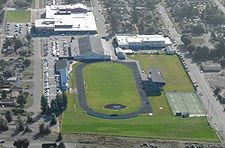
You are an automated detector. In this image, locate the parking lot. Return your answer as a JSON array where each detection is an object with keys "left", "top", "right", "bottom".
[
  {"left": 42, "top": 36, "right": 72, "bottom": 102},
  {"left": 5, "top": 22, "right": 31, "bottom": 38}
]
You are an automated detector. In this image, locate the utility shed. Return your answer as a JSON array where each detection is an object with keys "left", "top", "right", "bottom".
[
  {"left": 142, "top": 68, "right": 165, "bottom": 96},
  {"left": 73, "top": 36, "right": 111, "bottom": 62},
  {"left": 55, "top": 59, "right": 69, "bottom": 91},
  {"left": 201, "top": 61, "right": 222, "bottom": 72}
]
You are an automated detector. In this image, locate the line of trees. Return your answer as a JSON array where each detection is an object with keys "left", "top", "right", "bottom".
[{"left": 41, "top": 93, "right": 68, "bottom": 115}]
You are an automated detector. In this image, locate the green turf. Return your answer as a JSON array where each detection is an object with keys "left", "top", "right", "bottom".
[
  {"left": 83, "top": 62, "right": 141, "bottom": 114},
  {"left": 63, "top": 91, "right": 218, "bottom": 142},
  {"left": 128, "top": 54, "right": 194, "bottom": 92},
  {"left": 6, "top": 10, "right": 31, "bottom": 22},
  {"left": 148, "top": 93, "right": 171, "bottom": 116},
  {"left": 62, "top": 61, "right": 219, "bottom": 142}
]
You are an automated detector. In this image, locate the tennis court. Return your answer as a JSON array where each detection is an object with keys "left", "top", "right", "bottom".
[{"left": 166, "top": 92, "right": 205, "bottom": 116}]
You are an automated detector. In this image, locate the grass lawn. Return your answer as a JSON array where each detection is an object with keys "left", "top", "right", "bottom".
[
  {"left": 6, "top": 10, "right": 31, "bottom": 22},
  {"left": 62, "top": 90, "right": 218, "bottom": 142},
  {"left": 62, "top": 61, "right": 219, "bottom": 142},
  {"left": 129, "top": 54, "right": 194, "bottom": 92},
  {"left": 83, "top": 62, "right": 141, "bottom": 114},
  {"left": 192, "top": 37, "right": 205, "bottom": 45}
]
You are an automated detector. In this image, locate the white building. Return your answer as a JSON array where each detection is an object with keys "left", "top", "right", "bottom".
[
  {"left": 35, "top": 3, "right": 97, "bottom": 34},
  {"left": 115, "top": 34, "right": 172, "bottom": 50}
]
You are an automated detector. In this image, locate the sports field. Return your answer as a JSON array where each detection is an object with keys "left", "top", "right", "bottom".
[
  {"left": 61, "top": 62, "right": 218, "bottom": 142},
  {"left": 83, "top": 62, "right": 141, "bottom": 114},
  {"left": 6, "top": 10, "right": 31, "bottom": 22},
  {"left": 166, "top": 92, "right": 205, "bottom": 116}
]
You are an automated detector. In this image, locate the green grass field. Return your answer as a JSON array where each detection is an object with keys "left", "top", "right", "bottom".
[
  {"left": 129, "top": 54, "right": 194, "bottom": 115},
  {"left": 83, "top": 62, "right": 141, "bottom": 114},
  {"left": 6, "top": 10, "right": 31, "bottom": 22},
  {"left": 129, "top": 54, "right": 194, "bottom": 92},
  {"left": 62, "top": 61, "right": 219, "bottom": 142},
  {"left": 63, "top": 89, "right": 218, "bottom": 142}
]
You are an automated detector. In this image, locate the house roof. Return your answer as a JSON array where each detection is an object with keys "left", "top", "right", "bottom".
[
  {"left": 55, "top": 59, "right": 68, "bottom": 71},
  {"left": 201, "top": 61, "right": 222, "bottom": 72},
  {"left": 77, "top": 36, "right": 104, "bottom": 55}
]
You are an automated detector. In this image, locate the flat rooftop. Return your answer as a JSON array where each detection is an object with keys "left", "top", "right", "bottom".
[
  {"left": 35, "top": 3, "right": 97, "bottom": 32},
  {"left": 116, "top": 34, "right": 172, "bottom": 46}
]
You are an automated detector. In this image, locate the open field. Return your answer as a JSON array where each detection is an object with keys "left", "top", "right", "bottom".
[
  {"left": 62, "top": 62, "right": 218, "bottom": 142},
  {"left": 6, "top": 10, "right": 31, "bottom": 22},
  {"left": 83, "top": 62, "right": 141, "bottom": 114},
  {"left": 192, "top": 37, "right": 205, "bottom": 45},
  {"left": 129, "top": 54, "right": 194, "bottom": 92},
  {"left": 63, "top": 90, "right": 218, "bottom": 142}
]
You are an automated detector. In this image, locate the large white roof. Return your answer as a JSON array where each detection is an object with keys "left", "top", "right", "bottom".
[
  {"left": 116, "top": 34, "right": 172, "bottom": 46},
  {"left": 35, "top": 3, "right": 97, "bottom": 32}
]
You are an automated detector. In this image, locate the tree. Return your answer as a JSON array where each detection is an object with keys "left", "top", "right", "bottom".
[
  {"left": 186, "top": 44, "right": 196, "bottom": 55},
  {"left": 23, "top": 59, "right": 30, "bottom": 67},
  {"left": 26, "top": 112, "right": 33, "bottom": 123},
  {"left": 1, "top": 90, "right": 7, "bottom": 99},
  {"left": 192, "top": 25, "right": 205, "bottom": 34},
  {"left": 41, "top": 95, "right": 49, "bottom": 114},
  {"left": 210, "top": 15, "right": 225, "bottom": 25},
  {"left": 24, "top": 125, "right": 32, "bottom": 133},
  {"left": 214, "top": 87, "right": 221, "bottom": 96},
  {"left": 193, "top": 46, "right": 209, "bottom": 60},
  {"left": 181, "top": 34, "right": 192, "bottom": 46},
  {"left": 39, "top": 123, "right": 45, "bottom": 134},
  {"left": 5, "top": 110, "right": 13, "bottom": 122},
  {"left": 3, "top": 38, "right": 12, "bottom": 49},
  {"left": 17, "top": 94, "right": 27, "bottom": 107},
  {"left": 58, "top": 142, "right": 66, "bottom": 148},
  {"left": 0, "top": 114, "right": 8, "bottom": 131},
  {"left": 14, "top": 38, "right": 23, "bottom": 50},
  {"left": 17, "top": 115, "right": 25, "bottom": 131},
  {"left": 3, "top": 69, "right": 15, "bottom": 78},
  {"left": 39, "top": 123, "right": 51, "bottom": 134},
  {"left": 55, "top": 94, "right": 63, "bottom": 113},
  {"left": 13, "top": 139, "right": 29, "bottom": 148},
  {"left": 62, "top": 93, "right": 68, "bottom": 111},
  {"left": 56, "top": 132, "right": 63, "bottom": 142},
  {"left": 50, "top": 99, "right": 58, "bottom": 114},
  {"left": 50, "top": 113, "right": 57, "bottom": 125}
]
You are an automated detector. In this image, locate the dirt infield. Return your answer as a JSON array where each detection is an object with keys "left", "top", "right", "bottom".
[{"left": 75, "top": 61, "right": 152, "bottom": 119}]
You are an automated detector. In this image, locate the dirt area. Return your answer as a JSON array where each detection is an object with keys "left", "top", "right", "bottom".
[{"left": 62, "top": 134, "right": 225, "bottom": 148}]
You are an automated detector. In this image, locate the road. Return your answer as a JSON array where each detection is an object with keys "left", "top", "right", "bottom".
[
  {"left": 158, "top": 3, "right": 225, "bottom": 141},
  {"left": 27, "top": 38, "right": 42, "bottom": 112},
  {"left": 212, "top": 0, "right": 225, "bottom": 14},
  {"left": 91, "top": 0, "right": 108, "bottom": 36}
]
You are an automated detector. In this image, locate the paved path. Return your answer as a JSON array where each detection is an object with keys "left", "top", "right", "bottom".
[{"left": 75, "top": 61, "right": 152, "bottom": 119}]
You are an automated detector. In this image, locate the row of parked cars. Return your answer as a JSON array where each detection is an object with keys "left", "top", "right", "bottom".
[
  {"left": 43, "top": 58, "right": 49, "bottom": 99},
  {"left": 51, "top": 41, "right": 60, "bottom": 57},
  {"left": 177, "top": 51, "right": 203, "bottom": 96}
]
